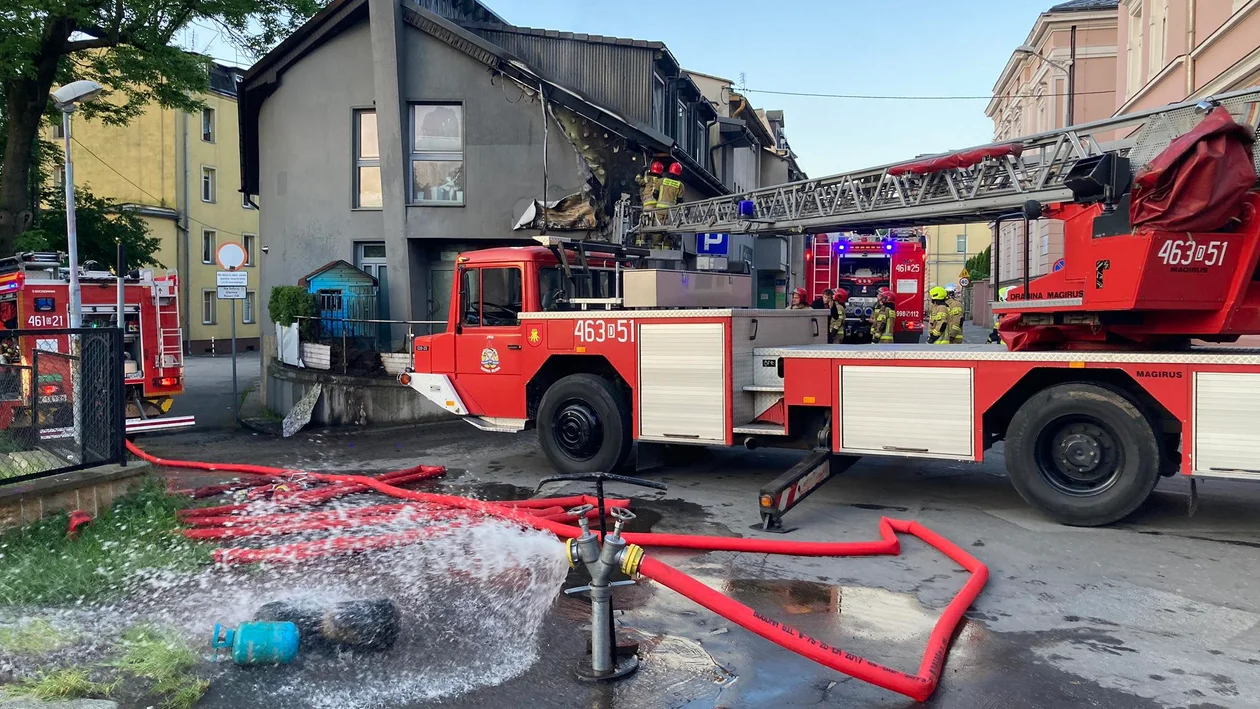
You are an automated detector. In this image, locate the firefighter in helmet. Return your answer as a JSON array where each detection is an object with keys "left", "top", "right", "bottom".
[
  {"left": 944, "top": 283, "right": 965, "bottom": 344},
  {"left": 824, "top": 288, "right": 849, "bottom": 342},
  {"left": 871, "top": 287, "right": 895, "bottom": 344},
  {"left": 928, "top": 286, "right": 951, "bottom": 344},
  {"left": 789, "top": 287, "right": 810, "bottom": 310},
  {"left": 987, "top": 286, "right": 1012, "bottom": 344}
]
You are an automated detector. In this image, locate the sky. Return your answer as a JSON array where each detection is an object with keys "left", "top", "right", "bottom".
[{"left": 187, "top": 0, "right": 1071, "bottom": 178}]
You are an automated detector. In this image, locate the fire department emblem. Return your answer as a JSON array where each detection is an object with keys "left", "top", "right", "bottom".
[
  {"left": 527, "top": 327, "right": 542, "bottom": 346},
  {"left": 480, "top": 347, "right": 501, "bottom": 373}
]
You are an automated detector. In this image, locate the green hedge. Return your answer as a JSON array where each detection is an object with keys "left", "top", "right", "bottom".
[{"left": 268, "top": 286, "right": 316, "bottom": 327}]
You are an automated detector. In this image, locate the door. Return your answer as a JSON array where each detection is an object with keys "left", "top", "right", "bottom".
[
  {"left": 428, "top": 267, "right": 454, "bottom": 335},
  {"left": 453, "top": 266, "right": 525, "bottom": 418},
  {"left": 355, "top": 242, "right": 391, "bottom": 345}
]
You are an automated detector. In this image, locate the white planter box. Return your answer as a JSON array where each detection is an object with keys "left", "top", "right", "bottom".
[
  {"left": 301, "top": 343, "right": 331, "bottom": 371},
  {"left": 379, "top": 352, "right": 411, "bottom": 376}
]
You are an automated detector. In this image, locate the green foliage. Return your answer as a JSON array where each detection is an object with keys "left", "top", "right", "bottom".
[
  {"left": 111, "top": 625, "right": 208, "bottom": 709},
  {"left": 17, "top": 185, "right": 163, "bottom": 268},
  {"left": 0, "top": 478, "right": 212, "bottom": 606},
  {"left": 11, "top": 667, "right": 113, "bottom": 700},
  {"left": 965, "top": 245, "right": 991, "bottom": 281},
  {"left": 269, "top": 285, "right": 316, "bottom": 327},
  {"left": 0, "top": 617, "right": 76, "bottom": 655},
  {"left": 0, "top": 0, "right": 324, "bottom": 253}
]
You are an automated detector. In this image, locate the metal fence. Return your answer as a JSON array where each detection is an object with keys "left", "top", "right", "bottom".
[
  {"left": 0, "top": 328, "right": 126, "bottom": 485},
  {"left": 293, "top": 316, "right": 444, "bottom": 375}
]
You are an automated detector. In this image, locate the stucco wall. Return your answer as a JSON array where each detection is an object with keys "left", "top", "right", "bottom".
[
  {"left": 257, "top": 20, "right": 383, "bottom": 337},
  {"left": 267, "top": 362, "right": 450, "bottom": 426}
]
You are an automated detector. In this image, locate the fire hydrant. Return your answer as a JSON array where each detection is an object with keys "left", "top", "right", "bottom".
[{"left": 564, "top": 504, "right": 646, "bottom": 681}]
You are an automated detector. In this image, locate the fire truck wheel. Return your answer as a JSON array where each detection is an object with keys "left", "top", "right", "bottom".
[
  {"left": 1005, "top": 383, "right": 1161, "bottom": 527},
  {"left": 538, "top": 374, "right": 631, "bottom": 474}
]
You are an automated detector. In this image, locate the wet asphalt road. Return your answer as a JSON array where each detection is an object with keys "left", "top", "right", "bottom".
[{"left": 136, "top": 419, "right": 1260, "bottom": 709}]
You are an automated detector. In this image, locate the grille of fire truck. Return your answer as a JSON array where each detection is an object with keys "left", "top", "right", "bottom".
[{"left": 618, "top": 87, "right": 1260, "bottom": 237}]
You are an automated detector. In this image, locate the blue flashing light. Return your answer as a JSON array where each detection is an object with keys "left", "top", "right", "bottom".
[
  {"left": 836, "top": 243, "right": 846, "bottom": 251},
  {"left": 737, "top": 199, "right": 756, "bottom": 219},
  {"left": 884, "top": 243, "right": 893, "bottom": 251}
]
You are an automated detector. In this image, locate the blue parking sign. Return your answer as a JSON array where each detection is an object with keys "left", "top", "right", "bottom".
[{"left": 696, "top": 233, "right": 729, "bottom": 255}]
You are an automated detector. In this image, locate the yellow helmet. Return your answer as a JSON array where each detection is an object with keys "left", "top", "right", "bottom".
[{"left": 929, "top": 286, "right": 948, "bottom": 301}]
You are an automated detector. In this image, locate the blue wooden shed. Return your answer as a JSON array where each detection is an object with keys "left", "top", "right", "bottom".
[{"left": 299, "top": 260, "right": 379, "bottom": 339}]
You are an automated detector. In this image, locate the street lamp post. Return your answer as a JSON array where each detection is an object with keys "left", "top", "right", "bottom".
[
  {"left": 50, "top": 80, "right": 105, "bottom": 328},
  {"left": 1014, "top": 44, "right": 1075, "bottom": 126},
  {"left": 51, "top": 80, "right": 103, "bottom": 450}
]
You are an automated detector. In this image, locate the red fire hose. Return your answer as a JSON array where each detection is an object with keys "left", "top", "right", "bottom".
[{"left": 127, "top": 441, "right": 986, "bottom": 701}]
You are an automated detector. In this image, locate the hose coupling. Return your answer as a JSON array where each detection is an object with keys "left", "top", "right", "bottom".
[
  {"left": 565, "top": 538, "right": 579, "bottom": 569},
  {"left": 618, "top": 544, "right": 645, "bottom": 576}
]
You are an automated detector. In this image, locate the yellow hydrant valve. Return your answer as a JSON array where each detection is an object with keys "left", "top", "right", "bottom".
[
  {"left": 619, "top": 544, "right": 645, "bottom": 576},
  {"left": 565, "top": 538, "right": 579, "bottom": 569}
]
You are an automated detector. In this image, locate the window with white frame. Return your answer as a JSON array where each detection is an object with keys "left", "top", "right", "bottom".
[
  {"left": 201, "top": 166, "right": 216, "bottom": 202},
  {"left": 676, "top": 99, "right": 688, "bottom": 150},
  {"left": 410, "top": 103, "right": 464, "bottom": 205},
  {"left": 354, "top": 109, "right": 382, "bottom": 209},
  {"left": 242, "top": 233, "right": 256, "bottom": 266},
  {"left": 1148, "top": 0, "right": 1168, "bottom": 76},
  {"left": 242, "top": 291, "right": 256, "bottom": 324},
  {"left": 242, "top": 192, "right": 255, "bottom": 209},
  {"left": 1126, "top": 2, "right": 1143, "bottom": 97},
  {"left": 201, "top": 290, "right": 216, "bottom": 325},
  {"left": 202, "top": 107, "right": 216, "bottom": 142},
  {"left": 201, "top": 229, "right": 216, "bottom": 264},
  {"left": 956, "top": 235, "right": 967, "bottom": 253},
  {"left": 51, "top": 121, "right": 64, "bottom": 139}
]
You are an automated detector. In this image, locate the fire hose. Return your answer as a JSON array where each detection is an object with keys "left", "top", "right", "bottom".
[{"left": 126, "top": 441, "right": 986, "bottom": 702}]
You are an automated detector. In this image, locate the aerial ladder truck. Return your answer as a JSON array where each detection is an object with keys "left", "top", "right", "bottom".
[{"left": 402, "top": 87, "right": 1260, "bottom": 530}]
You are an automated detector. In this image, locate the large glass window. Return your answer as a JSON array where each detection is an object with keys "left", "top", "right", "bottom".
[
  {"left": 411, "top": 104, "right": 464, "bottom": 205},
  {"left": 354, "top": 109, "right": 382, "bottom": 208},
  {"left": 461, "top": 267, "right": 521, "bottom": 326},
  {"left": 538, "top": 267, "right": 617, "bottom": 311}
]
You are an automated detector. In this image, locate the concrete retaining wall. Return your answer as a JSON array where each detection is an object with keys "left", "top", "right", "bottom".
[
  {"left": 0, "top": 463, "right": 150, "bottom": 531},
  {"left": 266, "top": 360, "right": 450, "bottom": 426}
]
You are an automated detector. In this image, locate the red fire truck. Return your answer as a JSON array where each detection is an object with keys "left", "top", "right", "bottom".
[
  {"left": 401, "top": 88, "right": 1260, "bottom": 530},
  {"left": 805, "top": 232, "right": 925, "bottom": 343},
  {"left": 0, "top": 253, "right": 194, "bottom": 435}
]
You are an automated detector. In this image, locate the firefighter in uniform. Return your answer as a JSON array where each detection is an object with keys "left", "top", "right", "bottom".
[
  {"left": 871, "top": 287, "right": 895, "bottom": 344},
  {"left": 789, "top": 287, "right": 810, "bottom": 309},
  {"left": 928, "top": 286, "right": 951, "bottom": 344},
  {"left": 945, "top": 283, "right": 965, "bottom": 344},
  {"left": 824, "top": 288, "right": 850, "bottom": 343},
  {"left": 987, "top": 286, "right": 1012, "bottom": 343}
]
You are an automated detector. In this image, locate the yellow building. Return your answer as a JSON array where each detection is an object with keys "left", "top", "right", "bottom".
[
  {"left": 48, "top": 62, "right": 260, "bottom": 353},
  {"left": 922, "top": 223, "right": 991, "bottom": 290}
]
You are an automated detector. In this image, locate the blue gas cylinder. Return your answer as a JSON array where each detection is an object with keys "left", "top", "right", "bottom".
[{"left": 212, "top": 621, "right": 299, "bottom": 665}]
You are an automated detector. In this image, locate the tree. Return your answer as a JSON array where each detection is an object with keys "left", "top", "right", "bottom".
[
  {"left": 965, "top": 245, "right": 991, "bottom": 281},
  {"left": 0, "top": 0, "right": 323, "bottom": 254},
  {"left": 17, "top": 185, "right": 163, "bottom": 269}
]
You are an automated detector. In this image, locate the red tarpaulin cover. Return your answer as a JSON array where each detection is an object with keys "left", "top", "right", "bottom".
[
  {"left": 888, "top": 144, "right": 1023, "bottom": 176},
  {"left": 1130, "top": 109, "right": 1257, "bottom": 233}
]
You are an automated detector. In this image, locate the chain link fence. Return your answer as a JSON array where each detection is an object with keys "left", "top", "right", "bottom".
[{"left": 0, "top": 329, "right": 126, "bottom": 485}]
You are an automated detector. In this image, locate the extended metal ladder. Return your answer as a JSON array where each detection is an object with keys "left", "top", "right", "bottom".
[{"left": 619, "top": 86, "right": 1260, "bottom": 238}]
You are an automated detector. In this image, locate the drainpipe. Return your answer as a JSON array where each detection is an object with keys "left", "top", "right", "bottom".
[
  {"left": 1186, "top": 0, "right": 1197, "bottom": 95},
  {"left": 1067, "top": 25, "right": 1077, "bottom": 126},
  {"left": 179, "top": 110, "right": 191, "bottom": 347}
]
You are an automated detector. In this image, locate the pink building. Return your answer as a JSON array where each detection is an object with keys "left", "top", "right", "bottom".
[
  {"left": 987, "top": 0, "right": 1260, "bottom": 287},
  {"left": 987, "top": 0, "right": 1120, "bottom": 286},
  {"left": 1117, "top": 0, "right": 1260, "bottom": 114}
]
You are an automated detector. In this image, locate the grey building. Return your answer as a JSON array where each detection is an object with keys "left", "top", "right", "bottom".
[{"left": 238, "top": 0, "right": 730, "bottom": 346}]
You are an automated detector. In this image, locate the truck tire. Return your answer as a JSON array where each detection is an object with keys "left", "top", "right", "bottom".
[
  {"left": 538, "top": 374, "right": 631, "bottom": 474},
  {"left": 1005, "top": 382, "right": 1160, "bottom": 527}
]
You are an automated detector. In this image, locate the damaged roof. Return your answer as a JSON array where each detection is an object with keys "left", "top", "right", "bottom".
[{"left": 239, "top": 0, "right": 726, "bottom": 198}]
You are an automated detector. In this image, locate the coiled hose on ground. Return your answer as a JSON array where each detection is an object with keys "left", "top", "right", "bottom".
[{"left": 127, "top": 441, "right": 987, "bottom": 702}]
